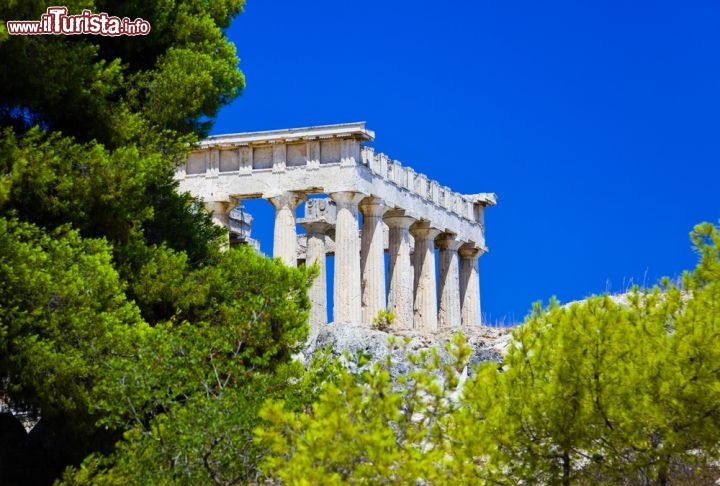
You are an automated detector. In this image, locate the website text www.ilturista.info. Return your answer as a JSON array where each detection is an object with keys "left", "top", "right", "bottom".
[{"left": 6, "top": 7, "right": 150, "bottom": 36}]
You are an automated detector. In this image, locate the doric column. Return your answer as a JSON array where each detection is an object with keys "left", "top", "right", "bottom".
[
  {"left": 437, "top": 233, "right": 463, "bottom": 330},
  {"left": 299, "top": 221, "right": 332, "bottom": 335},
  {"left": 204, "top": 201, "right": 234, "bottom": 247},
  {"left": 460, "top": 245, "right": 482, "bottom": 328},
  {"left": 268, "top": 192, "right": 305, "bottom": 267},
  {"left": 384, "top": 210, "right": 415, "bottom": 330},
  {"left": 330, "top": 191, "right": 365, "bottom": 323},
  {"left": 410, "top": 221, "right": 441, "bottom": 333},
  {"left": 204, "top": 201, "right": 233, "bottom": 228},
  {"left": 360, "top": 197, "right": 388, "bottom": 324}
]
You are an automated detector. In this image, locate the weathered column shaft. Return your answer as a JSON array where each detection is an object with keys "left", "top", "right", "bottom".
[
  {"left": 331, "top": 191, "right": 365, "bottom": 323},
  {"left": 204, "top": 201, "right": 233, "bottom": 248},
  {"left": 385, "top": 210, "right": 415, "bottom": 330},
  {"left": 300, "top": 222, "right": 332, "bottom": 334},
  {"left": 460, "top": 246, "right": 482, "bottom": 327},
  {"left": 269, "top": 192, "right": 305, "bottom": 267},
  {"left": 437, "top": 234, "right": 463, "bottom": 330},
  {"left": 411, "top": 222, "right": 441, "bottom": 333},
  {"left": 204, "top": 201, "right": 233, "bottom": 228},
  {"left": 360, "top": 197, "right": 388, "bottom": 324}
]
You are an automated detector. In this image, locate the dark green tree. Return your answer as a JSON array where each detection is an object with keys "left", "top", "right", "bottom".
[
  {"left": 60, "top": 246, "right": 320, "bottom": 484},
  {"left": 0, "top": 218, "right": 146, "bottom": 427},
  {"left": 0, "top": 0, "right": 244, "bottom": 265},
  {"left": 0, "top": 1, "right": 323, "bottom": 483},
  {"left": 0, "top": 0, "right": 245, "bottom": 407}
]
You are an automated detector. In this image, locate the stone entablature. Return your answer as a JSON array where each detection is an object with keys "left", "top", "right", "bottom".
[
  {"left": 175, "top": 123, "right": 496, "bottom": 335},
  {"left": 179, "top": 122, "right": 372, "bottom": 179},
  {"left": 361, "top": 147, "right": 496, "bottom": 230},
  {"left": 177, "top": 122, "right": 495, "bottom": 249}
]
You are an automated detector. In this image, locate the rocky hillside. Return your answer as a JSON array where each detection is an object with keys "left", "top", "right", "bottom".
[{"left": 300, "top": 323, "right": 514, "bottom": 380}]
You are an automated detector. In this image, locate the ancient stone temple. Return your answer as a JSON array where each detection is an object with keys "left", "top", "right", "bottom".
[{"left": 175, "top": 122, "right": 496, "bottom": 335}]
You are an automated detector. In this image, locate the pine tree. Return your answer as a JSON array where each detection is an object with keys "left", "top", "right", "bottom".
[
  {"left": 455, "top": 222, "right": 720, "bottom": 485},
  {"left": 257, "top": 222, "right": 720, "bottom": 485},
  {"left": 0, "top": 1, "right": 319, "bottom": 482}
]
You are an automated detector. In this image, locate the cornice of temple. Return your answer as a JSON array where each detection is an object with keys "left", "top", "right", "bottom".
[{"left": 198, "top": 122, "right": 374, "bottom": 148}]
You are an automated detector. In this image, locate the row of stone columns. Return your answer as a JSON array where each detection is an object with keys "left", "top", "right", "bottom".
[{"left": 249, "top": 191, "right": 484, "bottom": 334}]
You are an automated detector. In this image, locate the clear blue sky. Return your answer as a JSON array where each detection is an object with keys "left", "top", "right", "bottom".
[{"left": 211, "top": 0, "right": 720, "bottom": 325}]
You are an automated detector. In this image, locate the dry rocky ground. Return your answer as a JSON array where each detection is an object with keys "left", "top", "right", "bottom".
[{"left": 301, "top": 322, "right": 514, "bottom": 380}]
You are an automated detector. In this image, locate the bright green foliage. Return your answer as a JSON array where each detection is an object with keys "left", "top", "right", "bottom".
[
  {"left": 58, "top": 246, "right": 319, "bottom": 484},
  {"left": 454, "top": 222, "right": 720, "bottom": 485},
  {"left": 257, "top": 334, "right": 473, "bottom": 484},
  {"left": 0, "top": 0, "right": 317, "bottom": 483},
  {"left": 0, "top": 127, "right": 163, "bottom": 242},
  {"left": 0, "top": 217, "right": 146, "bottom": 427},
  {"left": 66, "top": 361, "right": 333, "bottom": 485},
  {"left": 371, "top": 309, "right": 395, "bottom": 331},
  {"left": 0, "top": 0, "right": 246, "bottom": 424},
  {"left": 690, "top": 221, "right": 720, "bottom": 287},
  {"left": 0, "top": 0, "right": 245, "bottom": 145},
  {"left": 0, "top": 124, "right": 225, "bottom": 267},
  {"left": 0, "top": 0, "right": 245, "bottom": 270},
  {"left": 258, "top": 222, "right": 720, "bottom": 485},
  {"left": 98, "top": 245, "right": 316, "bottom": 420}
]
